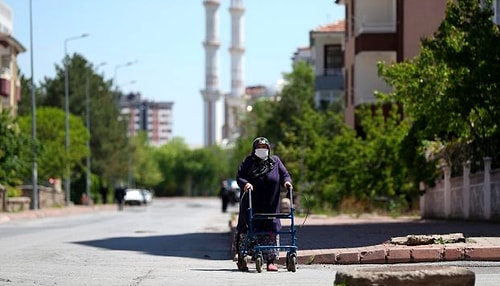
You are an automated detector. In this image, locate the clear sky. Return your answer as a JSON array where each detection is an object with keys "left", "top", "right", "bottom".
[{"left": 5, "top": 0, "right": 344, "bottom": 148}]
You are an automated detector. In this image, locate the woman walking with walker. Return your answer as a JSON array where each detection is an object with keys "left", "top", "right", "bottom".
[{"left": 235, "top": 137, "right": 293, "bottom": 272}]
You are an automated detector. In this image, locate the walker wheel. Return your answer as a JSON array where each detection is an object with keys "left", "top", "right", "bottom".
[
  {"left": 255, "top": 254, "right": 263, "bottom": 273},
  {"left": 237, "top": 255, "right": 248, "bottom": 271},
  {"left": 288, "top": 253, "right": 297, "bottom": 272}
]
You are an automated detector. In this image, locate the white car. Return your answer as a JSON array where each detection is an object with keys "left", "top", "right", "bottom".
[
  {"left": 141, "top": 189, "right": 153, "bottom": 204},
  {"left": 124, "top": 189, "right": 144, "bottom": 205}
]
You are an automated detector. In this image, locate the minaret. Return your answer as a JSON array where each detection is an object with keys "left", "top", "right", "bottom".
[
  {"left": 201, "top": 0, "right": 221, "bottom": 147},
  {"left": 223, "top": 0, "right": 245, "bottom": 142}
]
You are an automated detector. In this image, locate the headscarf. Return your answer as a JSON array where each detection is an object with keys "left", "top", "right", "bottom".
[{"left": 248, "top": 137, "right": 276, "bottom": 178}]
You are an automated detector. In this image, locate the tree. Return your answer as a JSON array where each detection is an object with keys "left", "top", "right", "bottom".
[
  {"left": 35, "top": 53, "right": 128, "bottom": 186},
  {"left": 131, "top": 132, "right": 162, "bottom": 189},
  {"left": 155, "top": 137, "right": 191, "bottom": 196},
  {"left": 18, "top": 107, "right": 89, "bottom": 183},
  {"left": 257, "top": 61, "right": 316, "bottom": 145},
  {"left": 377, "top": 0, "right": 500, "bottom": 166},
  {"left": 0, "top": 110, "right": 34, "bottom": 190}
]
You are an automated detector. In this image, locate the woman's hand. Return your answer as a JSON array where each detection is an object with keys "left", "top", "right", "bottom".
[
  {"left": 244, "top": 183, "right": 253, "bottom": 192},
  {"left": 284, "top": 181, "right": 292, "bottom": 190}
]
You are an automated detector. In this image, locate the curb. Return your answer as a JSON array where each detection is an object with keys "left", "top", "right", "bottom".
[
  {"left": 334, "top": 265, "right": 475, "bottom": 286},
  {"left": 297, "top": 244, "right": 500, "bottom": 265}
]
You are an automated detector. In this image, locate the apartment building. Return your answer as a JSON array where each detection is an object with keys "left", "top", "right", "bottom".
[
  {"left": 120, "top": 93, "right": 174, "bottom": 147},
  {"left": 291, "top": 21, "right": 345, "bottom": 111},
  {"left": 291, "top": 46, "right": 312, "bottom": 66},
  {"left": 335, "top": 0, "right": 449, "bottom": 132},
  {"left": 0, "top": 1, "right": 25, "bottom": 115},
  {"left": 309, "top": 20, "right": 345, "bottom": 110}
]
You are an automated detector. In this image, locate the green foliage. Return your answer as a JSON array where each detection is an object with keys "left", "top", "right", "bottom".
[
  {"left": 0, "top": 110, "right": 34, "bottom": 188},
  {"left": 25, "top": 53, "right": 128, "bottom": 187},
  {"left": 377, "top": 0, "right": 500, "bottom": 164},
  {"left": 131, "top": 132, "right": 162, "bottom": 189},
  {"left": 18, "top": 107, "right": 89, "bottom": 182},
  {"left": 155, "top": 137, "right": 191, "bottom": 196}
]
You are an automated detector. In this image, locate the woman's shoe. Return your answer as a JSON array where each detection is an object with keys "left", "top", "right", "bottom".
[{"left": 266, "top": 263, "right": 278, "bottom": 272}]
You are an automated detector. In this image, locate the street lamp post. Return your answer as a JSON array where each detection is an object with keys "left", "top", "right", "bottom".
[
  {"left": 85, "top": 62, "right": 106, "bottom": 205},
  {"left": 113, "top": 60, "right": 137, "bottom": 88},
  {"left": 113, "top": 61, "right": 137, "bottom": 187},
  {"left": 117, "top": 80, "right": 137, "bottom": 188},
  {"left": 64, "top": 33, "right": 89, "bottom": 206},
  {"left": 29, "top": 0, "right": 38, "bottom": 210}
]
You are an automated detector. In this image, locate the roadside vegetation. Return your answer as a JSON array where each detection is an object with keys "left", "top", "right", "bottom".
[{"left": 1, "top": 0, "right": 499, "bottom": 215}]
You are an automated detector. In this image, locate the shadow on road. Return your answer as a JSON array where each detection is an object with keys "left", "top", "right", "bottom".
[
  {"left": 73, "top": 231, "right": 233, "bottom": 260},
  {"left": 73, "top": 219, "right": 499, "bottom": 260}
]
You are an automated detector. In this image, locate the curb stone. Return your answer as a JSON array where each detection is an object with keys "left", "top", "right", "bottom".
[{"left": 333, "top": 265, "right": 475, "bottom": 286}]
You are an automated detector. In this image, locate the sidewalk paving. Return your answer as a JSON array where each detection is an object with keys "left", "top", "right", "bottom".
[
  {"left": 0, "top": 204, "right": 116, "bottom": 223},
  {"left": 229, "top": 213, "right": 500, "bottom": 265}
]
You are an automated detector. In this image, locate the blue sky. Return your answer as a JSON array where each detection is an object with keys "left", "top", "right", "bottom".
[{"left": 5, "top": 0, "right": 344, "bottom": 147}]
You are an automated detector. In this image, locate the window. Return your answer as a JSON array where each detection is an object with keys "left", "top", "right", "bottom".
[
  {"left": 1, "top": 55, "right": 10, "bottom": 71},
  {"left": 324, "top": 45, "right": 343, "bottom": 75}
]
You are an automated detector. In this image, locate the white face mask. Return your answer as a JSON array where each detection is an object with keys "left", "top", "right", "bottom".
[{"left": 254, "top": 148, "right": 269, "bottom": 159}]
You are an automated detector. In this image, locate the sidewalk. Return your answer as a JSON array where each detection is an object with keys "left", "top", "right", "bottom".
[
  {"left": 0, "top": 204, "right": 116, "bottom": 223},
  {"left": 229, "top": 213, "right": 500, "bottom": 265}
]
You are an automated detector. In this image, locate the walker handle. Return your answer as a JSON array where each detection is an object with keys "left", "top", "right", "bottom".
[
  {"left": 247, "top": 186, "right": 253, "bottom": 209},
  {"left": 286, "top": 185, "right": 294, "bottom": 208}
]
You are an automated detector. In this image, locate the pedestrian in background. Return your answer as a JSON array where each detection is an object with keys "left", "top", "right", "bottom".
[
  {"left": 114, "top": 184, "right": 126, "bottom": 211},
  {"left": 220, "top": 179, "right": 230, "bottom": 213},
  {"left": 235, "top": 136, "right": 293, "bottom": 272}
]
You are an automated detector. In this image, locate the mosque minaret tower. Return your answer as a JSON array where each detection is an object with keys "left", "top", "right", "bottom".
[
  {"left": 201, "top": 0, "right": 222, "bottom": 147},
  {"left": 221, "top": 0, "right": 246, "bottom": 143},
  {"left": 202, "top": 0, "right": 245, "bottom": 146}
]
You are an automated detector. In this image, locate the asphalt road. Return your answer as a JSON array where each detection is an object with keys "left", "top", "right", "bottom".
[{"left": 0, "top": 198, "right": 498, "bottom": 286}]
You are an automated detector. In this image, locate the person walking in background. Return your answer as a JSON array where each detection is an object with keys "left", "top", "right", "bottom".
[
  {"left": 220, "top": 179, "right": 230, "bottom": 213},
  {"left": 235, "top": 137, "right": 293, "bottom": 272},
  {"left": 114, "top": 184, "right": 126, "bottom": 211}
]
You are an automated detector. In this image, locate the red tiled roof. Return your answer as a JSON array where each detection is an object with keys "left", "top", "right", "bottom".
[{"left": 313, "top": 20, "right": 345, "bottom": 32}]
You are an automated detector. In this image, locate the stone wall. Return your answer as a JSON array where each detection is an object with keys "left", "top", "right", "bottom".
[{"left": 19, "top": 185, "right": 65, "bottom": 210}]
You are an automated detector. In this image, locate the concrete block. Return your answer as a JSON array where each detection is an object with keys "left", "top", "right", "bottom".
[
  {"left": 334, "top": 265, "right": 475, "bottom": 286},
  {"left": 336, "top": 251, "right": 359, "bottom": 264},
  {"left": 359, "top": 249, "right": 386, "bottom": 264},
  {"left": 386, "top": 248, "right": 411, "bottom": 263},
  {"left": 465, "top": 246, "right": 500, "bottom": 261},
  {"left": 443, "top": 246, "right": 464, "bottom": 261},
  {"left": 300, "top": 253, "right": 336, "bottom": 264},
  {"left": 411, "top": 247, "right": 443, "bottom": 262}
]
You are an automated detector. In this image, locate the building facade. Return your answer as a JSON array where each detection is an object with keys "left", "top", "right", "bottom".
[
  {"left": 0, "top": 1, "right": 25, "bottom": 116},
  {"left": 336, "top": 0, "right": 449, "bottom": 131},
  {"left": 309, "top": 20, "right": 345, "bottom": 110},
  {"left": 120, "top": 93, "right": 174, "bottom": 147}
]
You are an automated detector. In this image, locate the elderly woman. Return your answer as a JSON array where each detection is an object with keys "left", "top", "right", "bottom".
[{"left": 235, "top": 137, "right": 293, "bottom": 272}]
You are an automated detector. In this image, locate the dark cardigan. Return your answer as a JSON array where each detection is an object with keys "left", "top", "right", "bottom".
[{"left": 235, "top": 154, "right": 292, "bottom": 233}]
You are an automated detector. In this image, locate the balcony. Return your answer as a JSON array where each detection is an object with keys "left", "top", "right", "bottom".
[
  {"left": 315, "top": 68, "right": 344, "bottom": 91},
  {"left": 354, "top": 0, "right": 396, "bottom": 36}
]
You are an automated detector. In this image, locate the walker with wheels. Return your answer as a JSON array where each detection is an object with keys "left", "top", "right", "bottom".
[{"left": 236, "top": 185, "right": 298, "bottom": 273}]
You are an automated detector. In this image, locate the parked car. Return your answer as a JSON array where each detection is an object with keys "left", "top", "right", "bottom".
[
  {"left": 221, "top": 179, "right": 240, "bottom": 212},
  {"left": 124, "top": 189, "right": 145, "bottom": 205},
  {"left": 141, "top": 189, "right": 153, "bottom": 204}
]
